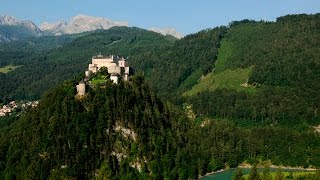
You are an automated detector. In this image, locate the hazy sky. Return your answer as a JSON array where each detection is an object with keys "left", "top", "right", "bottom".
[{"left": 1, "top": 0, "right": 319, "bottom": 35}]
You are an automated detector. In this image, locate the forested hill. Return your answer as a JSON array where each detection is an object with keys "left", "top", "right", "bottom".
[
  {"left": 0, "top": 75, "right": 189, "bottom": 179},
  {"left": 1, "top": 75, "right": 320, "bottom": 179},
  {"left": 185, "top": 13, "right": 320, "bottom": 126},
  {"left": 0, "top": 27, "right": 176, "bottom": 100}
]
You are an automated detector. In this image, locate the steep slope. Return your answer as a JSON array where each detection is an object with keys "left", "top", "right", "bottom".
[
  {"left": 40, "top": 14, "right": 128, "bottom": 35},
  {"left": 0, "top": 75, "right": 190, "bottom": 179},
  {"left": 185, "top": 14, "right": 320, "bottom": 125}
]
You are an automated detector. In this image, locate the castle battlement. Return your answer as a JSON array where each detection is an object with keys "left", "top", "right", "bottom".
[{"left": 76, "top": 54, "right": 133, "bottom": 98}]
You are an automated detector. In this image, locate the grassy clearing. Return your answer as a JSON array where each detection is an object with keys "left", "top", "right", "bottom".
[
  {"left": 183, "top": 66, "right": 255, "bottom": 96},
  {"left": 182, "top": 38, "right": 256, "bottom": 97},
  {"left": 0, "top": 65, "right": 22, "bottom": 73},
  {"left": 214, "top": 39, "right": 234, "bottom": 73}
]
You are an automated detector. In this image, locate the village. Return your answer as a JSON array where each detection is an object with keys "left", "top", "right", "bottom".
[{"left": 0, "top": 100, "right": 39, "bottom": 117}]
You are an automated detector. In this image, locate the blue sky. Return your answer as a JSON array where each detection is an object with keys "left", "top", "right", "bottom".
[{"left": 0, "top": 0, "right": 320, "bottom": 35}]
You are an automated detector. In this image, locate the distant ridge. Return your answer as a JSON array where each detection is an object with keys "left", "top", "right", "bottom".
[
  {"left": 40, "top": 14, "right": 128, "bottom": 35},
  {"left": 0, "top": 14, "right": 183, "bottom": 41}
]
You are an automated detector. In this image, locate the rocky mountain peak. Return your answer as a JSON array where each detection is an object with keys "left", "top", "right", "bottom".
[
  {"left": 40, "top": 14, "right": 128, "bottom": 35},
  {"left": 0, "top": 15, "right": 19, "bottom": 25},
  {"left": 0, "top": 15, "right": 43, "bottom": 38}
]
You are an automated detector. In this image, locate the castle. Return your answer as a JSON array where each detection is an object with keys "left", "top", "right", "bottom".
[{"left": 76, "top": 54, "right": 133, "bottom": 97}]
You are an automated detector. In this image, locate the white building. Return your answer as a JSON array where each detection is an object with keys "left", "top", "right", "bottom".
[
  {"left": 76, "top": 54, "right": 133, "bottom": 97},
  {"left": 87, "top": 54, "right": 131, "bottom": 84}
]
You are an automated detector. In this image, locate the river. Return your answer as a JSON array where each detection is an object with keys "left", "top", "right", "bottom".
[{"left": 201, "top": 168, "right": 316, "bottom": 180}]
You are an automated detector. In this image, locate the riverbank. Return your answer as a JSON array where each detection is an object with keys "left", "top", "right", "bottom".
[
  {"left": 198, "top": 169, "right": 228, "bottom": 179},
  {"left": 238, "top": 163, "right": 317, "bottom": 171},
  {"left": 200, "top": 163, "right": 318, "bottom": 179}
]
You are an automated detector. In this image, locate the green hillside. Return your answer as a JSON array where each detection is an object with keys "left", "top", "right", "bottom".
[{"left": 185, "top": 14, "right": 320, "bottom": 126}]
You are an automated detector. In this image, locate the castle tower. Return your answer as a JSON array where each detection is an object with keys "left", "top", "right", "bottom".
[
  {"left": 110, "top": 74, "right": 119, "bottom": 84},
  {"left": 76, "top": 80, "right": 86, "bottom": 96},
  {"left": 85, "top": 70, "right": 91, "bottom": 78},
  {"left": 118, "top": 58, "right": 128, "bottom": 67}
]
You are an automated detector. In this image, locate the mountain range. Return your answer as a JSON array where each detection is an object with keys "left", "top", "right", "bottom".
[
  {"left": 39, "top": 14, "right": 128, "bottom": 35},
  {"left": 0, "top": 15, "right": 42, "bottom": 34},
  {"left": 0, "top": 14, "right": 182, "bottom": 42}
]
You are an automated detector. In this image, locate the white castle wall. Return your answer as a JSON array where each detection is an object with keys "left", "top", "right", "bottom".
[
  {"left": 76, "top": 82, "right": 86, "bottom": 96},
  {"left": 77, "top": 54, "right": 132, "bottom": 97},
  {"left": 110, "top": 75, "right": 119, "bottom": 84}
]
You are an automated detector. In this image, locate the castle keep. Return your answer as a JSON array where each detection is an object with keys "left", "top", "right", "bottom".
[{"left": 76, "top": 54, "right": 133, "bottom": 97}]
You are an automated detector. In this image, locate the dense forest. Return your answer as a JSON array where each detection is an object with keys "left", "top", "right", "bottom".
[
  {"left": 0, "top": 13, "right": 320, "bottom": 179},
  {"left": 0, "top": 74, "right": 320, "bottom": 179}
]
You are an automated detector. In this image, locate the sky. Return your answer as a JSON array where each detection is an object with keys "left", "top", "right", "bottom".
[{"left": 0, "top": 0, "right": 320, "bottom": 35}]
